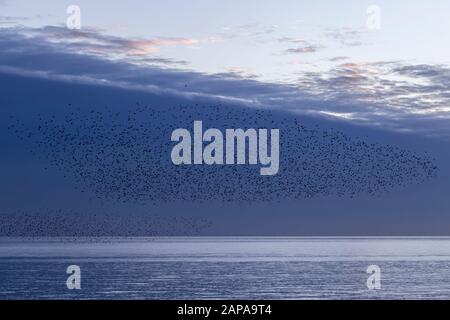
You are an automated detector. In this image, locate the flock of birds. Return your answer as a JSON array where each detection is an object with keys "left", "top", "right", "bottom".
[
  {"left": 0, "top": 209, "right": 212, "bottom": 237},
  {"left": 9, "top": 102, "right": 437, "bottom": 204},
  {"left": 5, "top": 102, "right": 438, "bottom": 237}
]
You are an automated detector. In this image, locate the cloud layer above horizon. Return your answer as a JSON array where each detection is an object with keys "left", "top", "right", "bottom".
[{"left": 1, "top": 19, "right": 450, "bottom": 138}]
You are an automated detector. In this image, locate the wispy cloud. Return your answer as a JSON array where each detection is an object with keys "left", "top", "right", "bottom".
[
  {"left": 329, "top": 56, "right": 349, "bottom": 62},
  {"left": 285, "top": 45, "right": 323, "bottom": 54},
  {"left": 279, "top": 37, "right": 324, "bottom": 54},
  {"left": 278, "top": 37, "right": 308, "bottom": 44},
  {"left": 20, "top": 25, "right": 197, "bottom": 62},
  {"left": 324, "top": 28, "right": 366, "bottom": 47},
  {"left": 0, "top": 15, "right": 31, "bottom": 25}
]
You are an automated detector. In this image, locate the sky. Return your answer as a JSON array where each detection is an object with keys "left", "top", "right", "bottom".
[{"left": 2, "top": 1, "right": 450, "bottom": 235}]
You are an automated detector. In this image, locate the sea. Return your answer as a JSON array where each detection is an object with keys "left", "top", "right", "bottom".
[{"left": 1, "top": 237, "right": 450, "bottom": 300}]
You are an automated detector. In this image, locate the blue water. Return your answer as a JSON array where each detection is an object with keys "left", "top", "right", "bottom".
[{"left": 1, "top": 237, "right": 450, "bottom": 299}]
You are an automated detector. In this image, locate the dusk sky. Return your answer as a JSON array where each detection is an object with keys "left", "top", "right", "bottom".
[{"left": 1, "top": 1, "right": 450, "bottom": 235}]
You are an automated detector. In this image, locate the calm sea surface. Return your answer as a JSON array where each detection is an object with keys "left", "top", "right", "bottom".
[{"left": 1, "top": 237, "right": 450, "bottom": 299}]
